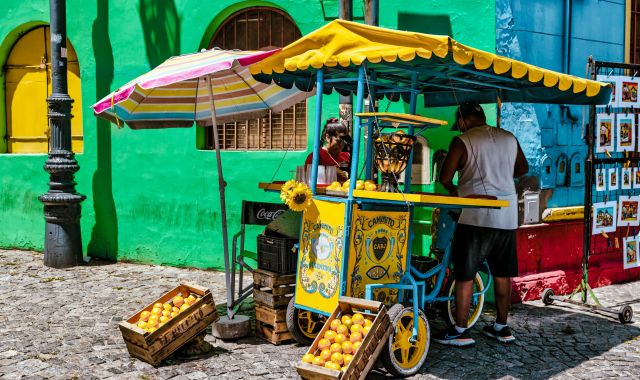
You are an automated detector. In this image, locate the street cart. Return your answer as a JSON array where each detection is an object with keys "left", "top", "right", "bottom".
[{"left": 252, "top": 20, "right": 611, "bottom": 376}]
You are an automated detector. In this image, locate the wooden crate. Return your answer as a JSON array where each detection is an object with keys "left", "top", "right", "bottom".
[
  {"left": 253, "top": 269, "right": 295, "bottom": 344},
  {"left": 295, "top": 297, "right": 391, "bottom": 380},
  {"left": 252, "top": 269, "right": 295, "bottom": 309},
  {"left": 118, "top": 283, "right": 219, "bottom": 366}
]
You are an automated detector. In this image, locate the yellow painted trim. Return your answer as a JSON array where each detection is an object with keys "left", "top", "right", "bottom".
[
  {"left": 541, "top": 206, "right": 584, "bottom": 222},
  {"left": 355, "top": 112, "right": 447, "bottom": 126},
  {"left": 352, "top": 190, "right": 508, "bottom": 208}
]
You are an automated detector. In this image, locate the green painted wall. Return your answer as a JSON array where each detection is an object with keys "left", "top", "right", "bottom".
[{"left": 0, "top": 0, "right": 495, "bottom": 269}]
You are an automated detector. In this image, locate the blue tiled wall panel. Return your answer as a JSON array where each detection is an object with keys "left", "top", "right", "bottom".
[{"left": 497, "top": 0, "right": 625, "bottom": 208}]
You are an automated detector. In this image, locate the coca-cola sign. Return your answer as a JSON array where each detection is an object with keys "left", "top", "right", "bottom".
[{"left": 257, "top": 208, "right": 286, "bottom": 221}]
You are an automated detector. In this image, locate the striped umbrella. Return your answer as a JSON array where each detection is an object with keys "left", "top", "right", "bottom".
[
  {"left": 91, "top": 48, "right": 313, "bottom": 325},
  {"left": 91, "top": 48, "right": 312, "bottom": 129}
]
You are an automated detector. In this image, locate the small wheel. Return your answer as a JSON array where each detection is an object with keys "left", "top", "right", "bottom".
[
  {"left": 380, "top": 305, "right": 430, "bottom": 377},
  {"left": 442, "top": 273, "right": 485, "bottom": 329},
  {"left": 285, "top": 297, "right": 326, "bottom": 345},
  {"left": 542, "top": 288, "right": 555, "bottom": 306},
  {"left": 618, "top": 305, "right": 633, "bottom": 324}
]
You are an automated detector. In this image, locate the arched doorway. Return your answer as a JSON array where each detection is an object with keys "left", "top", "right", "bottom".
[
  {"left": 4, "top": 26, "right": 83, "bottom": 153},
  {"left": 205, "top": 7, "right": 306, "bottom": 150}
]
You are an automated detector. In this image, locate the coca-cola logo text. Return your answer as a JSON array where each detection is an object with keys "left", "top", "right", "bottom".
[{"left": 257, "top": 208, "right": 286, "bottom": 220}]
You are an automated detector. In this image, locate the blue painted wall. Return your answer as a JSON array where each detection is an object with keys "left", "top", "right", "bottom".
[{"left": 497, "top": 0, "right": 625, "bottom": 209}]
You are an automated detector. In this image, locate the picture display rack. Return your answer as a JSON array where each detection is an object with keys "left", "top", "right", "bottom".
[{"left": 584, "top": 59, "right": 640, "bottom": 303}]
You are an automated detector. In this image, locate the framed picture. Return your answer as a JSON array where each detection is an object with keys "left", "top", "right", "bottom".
[
  {"left": 609, "top": 167, "right": 619, "bottom": 190},
  {"left": 592, "top": 201, "right": 617, "bottom": 234},
  {"left": 617, "top": 115, "right": 635, "bottom": 152},
  {"left": 618, "top": 195, "right": 639, "bottom": 227},
  {"left": 634, "top": 167, "right": 640, "bottom": 189},
  {"left": 623, "top": 236, "right": 640, "bottom": 269},
  {"left": 622, "top": 167, "right": 633, "bottom": 189},
  {"left": 596, "top": 168, "right": 607, "bottom": 191},
  {"left": 597, "top": 74, "right": 618, "bottom": 107},
  {"left": 596, "top": 113, "right": 614, "bottom": 153},
  {"left": 617, "top": 76, "right": 640, "bottom": 108}
]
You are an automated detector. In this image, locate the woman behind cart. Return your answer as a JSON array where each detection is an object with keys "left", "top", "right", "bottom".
[{"left": 305, "top": 117, "right": 352, "bottom": 182}]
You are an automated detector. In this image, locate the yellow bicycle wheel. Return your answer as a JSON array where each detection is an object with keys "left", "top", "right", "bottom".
[
  {"left": 444, "top": 273, "right": 485, "bottom": 329},
  {"left": 286, "top": 298, "right": 326, "bottom": 345},
  {"left": 381, "top": 305, "right": 430, "bottom": 377}
]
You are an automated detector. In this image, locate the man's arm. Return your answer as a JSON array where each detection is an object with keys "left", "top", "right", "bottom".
[
  {"left": 439, "top": 137, "right": 466, "bottom": 195},
  {"left": 514, "top": 140, "right": 528, "bottom": 178}
]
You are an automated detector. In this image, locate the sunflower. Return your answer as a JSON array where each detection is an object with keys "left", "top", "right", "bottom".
[
  {"left": 280, "top": 179, "right": 298, "bottom": 202},
  {"left": 286, "top": 183, "right": 313, "bottom": 212}
]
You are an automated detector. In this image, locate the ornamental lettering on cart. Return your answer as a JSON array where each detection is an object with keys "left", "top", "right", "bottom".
[{"left": 299, "top": 220, "right": 342, "bottom": 299}]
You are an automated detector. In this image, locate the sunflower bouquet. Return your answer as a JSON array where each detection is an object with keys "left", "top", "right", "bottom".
[{"left": 280, "top": 180, "right": 313, "bottom": 212}]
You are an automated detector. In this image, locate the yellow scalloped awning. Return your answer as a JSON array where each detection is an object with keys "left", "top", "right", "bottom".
[{"left": 250, "top": 20, "right": 611, "bottom": 105}]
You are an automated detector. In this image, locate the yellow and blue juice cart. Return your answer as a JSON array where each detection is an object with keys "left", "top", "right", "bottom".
[{"left": 252, "top": 20, "right": 611, "bottom": 376}]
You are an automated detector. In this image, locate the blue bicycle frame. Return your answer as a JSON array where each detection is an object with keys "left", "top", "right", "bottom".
[{"left": 365, "top": 207, "right": 493, "bottom": 339}]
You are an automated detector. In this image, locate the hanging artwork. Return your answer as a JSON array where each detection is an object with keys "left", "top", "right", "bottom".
[
  {"left": 616, "top": 114, "right": 635, "bottom": 152},
  {"left": 609, "top": 167, "right": 619, "bottom": 190},
  {"left": 597, "top": 74, "right": 618, "bottom": 108},
  {"left": 634, "top": 167, "right": 640, "bottom": 189},
  {"left": 622, "top": 167, "right": 633, "bottom": 189},
  {"left": 617, "top": 76, "right": 640, "bottom": 108},
  {"left": 623, "top": 236, "right": 640, "bottom": 269},
  {"left": 596, "top": 113, "right": 614, "bottom": 153},
  {"left": 596, "top": 168, "right": 607, "bottom": 191},
  {"left": 592, "top": 201, "right": 617, "bottom": 234},
  {"left": 618, "top": 195, "right": 639, "bottom": 227}
]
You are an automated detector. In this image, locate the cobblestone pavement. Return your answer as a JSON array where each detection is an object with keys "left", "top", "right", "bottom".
[{"left": 1, "top": 249, "right": 640, "bottom": 380}]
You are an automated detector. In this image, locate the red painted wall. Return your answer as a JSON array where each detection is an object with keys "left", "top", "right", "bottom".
[{"left": 512, "top": 221, "right": 640, "bottom": 302}]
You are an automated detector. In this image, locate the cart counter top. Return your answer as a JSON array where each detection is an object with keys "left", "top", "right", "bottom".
[{"left": 259, "top": 182, "right": 508, "bottom": 209}]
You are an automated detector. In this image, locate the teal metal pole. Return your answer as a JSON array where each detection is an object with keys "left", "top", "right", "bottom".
[
  {"left": 364, "top": 72, "right": 376, "bottom": 180},
  {"left": 348, "top": 66, "right": 366, "bottom": 198},
  {"left": 403, "top": 73, "right": 418, "bottom": 193},
  {"left": 310, "top": 69, "right": 325, "bottom": 195}
]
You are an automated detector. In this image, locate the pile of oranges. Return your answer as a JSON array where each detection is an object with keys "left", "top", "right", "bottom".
[
  {"left": 135, "top": 292, "right": 200, "bottom": 333},
  {"left": 301, "top": 312, "right": 374, "bottom": 371},
  {"left": 326, "top": 180, "right": 377, "bottom": 192}
]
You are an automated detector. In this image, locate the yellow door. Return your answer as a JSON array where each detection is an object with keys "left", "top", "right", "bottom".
[{"left": 4, "top": 26, "right": 83, "bottom": 153}]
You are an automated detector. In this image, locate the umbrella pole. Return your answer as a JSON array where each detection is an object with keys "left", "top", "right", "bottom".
[{"left": 205, "top": 75, "right": 234, "bottom": 320}]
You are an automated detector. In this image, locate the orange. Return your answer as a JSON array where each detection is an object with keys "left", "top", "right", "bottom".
[
  {"left": 147, "top": 327, "right": 157, "bottom": 333},
  {"left": 312, "top": 356, "right": 325, "bottom": 366},
  {"left": 324, "top": 330, "right": 337, "bottom": 343},
  {"left": 343, "top": 353, "right": 354, "bottom": 365},
  {"left": 319, "top": 348, "right": 332, "bottom": 361},
  {"left": 364, "top": 318, "right": 373, "bottom": 327},
  {"left": 352, "top": 341, "right": 362, "bottom": 352},
  {"left": 137, "top": 321, "right": 148, "bottom": 330},
  {"left": 363, "top": 325, "right": 371, "bottom": 336},
  {"left": 302, "top": 353, "right": 315, "bottom": 364},
  {"left": 349, "top": 331, "right": 363, "bottom": 343},
  {"left": 341, "top": 316, "right": 353, "bottom": 330},
  {"left": 334, "top": 333, "right": 347, "bottom": 344},
  {"left": 330, "top": 319, "right": 342, "bottom": 331},
  {"left": 172, "top": 306, "right": 180, "bottom": 313},
  {"left": 162, "top": 310, "right": 171, "bottom": 317},
  {"left": 186, "top": 295, "right": 196, "bottom": 304},
  {"left": 151, "top": 307, "right": 163, "bottom": 316},
  {"left": 350, "top": 324, "right": 363, "bottom": 334},
  {"left": 159, "top": 316, "right": 169, "bottom": 323},
  {"left": 330, "top": 343, "right": 342, "bottom": 354},
  {"left": 352, "top": 313, "right": 365, "bottom": 325},
  {"left": 365, "top": 183, "right": 377, "bottom": 191},
  {"left": 153, "top": 303, "right": 163, "bottom": 309},
  {"left": 139, "top": 311, "right": 151, "bottom": 322},
  {"left": 163, "top": 303, "right": 172, "bottom": 311},
  {"left": 180, "top": 303, "right": 189, "bottom": 312},
  {"left": 172, "top": 296, "right": 184, "bottom": 308},
  {"left": 336, "top": 325, "right": 349, "bottom": 335},
  {"left": 170, "top": 311, "right": 179, "bottom": 318},
  {"left": 330, "top": 352, "right": 344, "bottom": 365},
  {"left": 341, "top": 341, "right": 353, "bottom": 354},
  {"left": 318, "top": 338, "right": 331, "bottom": 350}
]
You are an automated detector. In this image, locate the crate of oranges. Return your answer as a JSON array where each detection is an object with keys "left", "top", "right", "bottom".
[
  {"left": 118, "top": 282, "right": 219, "bottom": 366},
  {"left": 295, "top": 296, "right": 391, "bottom": 380}
]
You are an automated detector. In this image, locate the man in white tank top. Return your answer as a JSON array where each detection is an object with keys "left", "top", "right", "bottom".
[{"left": 433, "top": 102, "right": 528, "bottom": 347}]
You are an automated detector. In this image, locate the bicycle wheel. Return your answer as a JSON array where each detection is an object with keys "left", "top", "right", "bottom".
[
  {"left": 443, "top": 273, "right": 485, "bottom": 329},
  {"left": 380, "top": 305, "right": 430, "bottom": 377},
  {"left": 285, "top": 297, "right": 326, "bottom": 345}
]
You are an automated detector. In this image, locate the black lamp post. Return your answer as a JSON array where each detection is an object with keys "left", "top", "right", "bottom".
[{"left": 39, "top": 0, "right": 85, "bottom": 268}]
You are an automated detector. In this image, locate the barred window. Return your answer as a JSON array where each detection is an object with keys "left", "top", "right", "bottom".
[{"left": 206, "top": 7, "right": 306, "bottom": 150}]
